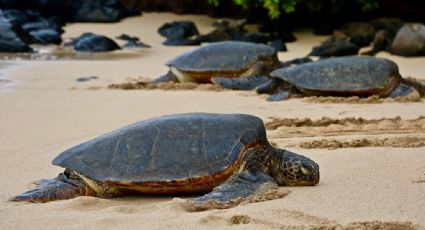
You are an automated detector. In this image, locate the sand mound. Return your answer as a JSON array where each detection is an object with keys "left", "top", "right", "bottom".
[
  {"left": 300, "top": 137, "right": 425, "bottom": 149},
  {"left": 200, "top": 210, "right": 419, "bottom": 229},
  {"left": 303, "top": 93, "right": 422, "bottom": 104},
  {"left": 266, "top": 116, "right": 425, "bottom": 129},
  {"left": 108, "top": 79, "right": 225, "bottom": 91},
  {"left": 340, "top": 221, "right": 419, "bottom": 230}
]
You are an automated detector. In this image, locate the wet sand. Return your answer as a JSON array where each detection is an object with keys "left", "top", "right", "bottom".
[{"left": 0, "top": 13, "right": 425, "bottom": 229}]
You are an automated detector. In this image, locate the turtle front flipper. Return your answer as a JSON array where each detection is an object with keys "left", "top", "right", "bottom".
[
  {"left": 183, "top": 171, "right": 290, "bottom": 212},
  {"left": 256, "top": 79, "right": 297, "bottom": 101},
  {"left": 211, "top": 74, "right": 270, "bottom": 90},
  {"left": 11, "top": 171, "right": 95, "bottom": 203},
  {"left": 266, "top": 88, "right": 292, "bottom": 101},
  {"left": 255, "top": 78, "right": 281, "bottom": 94},
  {"left": 151, "top": 71, "right": 178, "bottom": 83}
]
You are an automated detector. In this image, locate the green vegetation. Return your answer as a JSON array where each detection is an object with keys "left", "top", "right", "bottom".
[{"left": 208, "top": 0, "right": 379, "bottom": 19}]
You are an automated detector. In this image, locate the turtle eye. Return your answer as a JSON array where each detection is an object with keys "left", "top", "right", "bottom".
[{"left": 300, "top": 166, "right": 312, "bottom": 176}]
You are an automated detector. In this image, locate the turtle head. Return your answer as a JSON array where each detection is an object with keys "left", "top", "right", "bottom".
[{"left": 273, "top": 149, "right": 320, "bottom": 186}]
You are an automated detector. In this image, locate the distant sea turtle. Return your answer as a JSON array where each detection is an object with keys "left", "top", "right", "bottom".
[
  {"left": 213, "top": 56, "right": 425, "bottom": 101},
  {"left": 12, "top": 113, "right": 319, "bottom": 209},
  {"left": 153, "top": 41, "right": 281, "bottom": 88}
]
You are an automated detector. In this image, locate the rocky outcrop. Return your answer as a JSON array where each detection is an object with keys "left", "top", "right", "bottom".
[
  {"left": 1, "top": 9, "right": 63, "bottom": 45},
  {"left": 0, "top": 0, "right": 141, "bottom": 22},
  {"left": 338, "top": 22, "right": 375, "bottom": 47},
  {"left": 0, "top": 11, "right": 33, "bottom": 52},
  {"left": 390, "top": 23, "right": 425, "bottom": 56}
]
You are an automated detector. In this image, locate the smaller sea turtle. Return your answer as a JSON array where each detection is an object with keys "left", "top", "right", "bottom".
[
  {"left": 153, "top": 41, "right": 280, "bottom": 88},
  {"left": 11, "top": 113, "right": 319, "bottom": 210},
  {"left": 213, "top": 56, "right": 425, "bottom": 101}
]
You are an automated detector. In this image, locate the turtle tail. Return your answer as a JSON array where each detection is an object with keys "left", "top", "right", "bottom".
[{"left": 10, "top": 171, "right": 96, "bottom": 203}]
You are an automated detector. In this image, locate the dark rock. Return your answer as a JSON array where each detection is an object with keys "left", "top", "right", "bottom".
[
  {"left": 280, "top": 57, "right": 313, "bottom": 67},
  {"left": 68, "top": 0, "right": 142, "bottom": 22},
  {"left": 139, "top": 0, "right": 249, "bottom": 19},
  {"left": 361, "top": 18, "right": 405, "bottom": 56},
  {"left": 203, "top": 26, "right": 246, "bottom": 43},
  {"left": 22, "top": 18, "right": 64, "bottom": 34},
  {"left": 116, "top": 33, "right": 139, "bottom": 41},
  {"left": 0, "top": 15, "right": 32, "bottom": 52},
  {"left": 198, "top": 19, "right": 248, "bottom": 43},
  {"left": 115, "top": 33, "right": 150, "bottom": 48},
  {"left": 314, "top": 24, "right": 335, "bottom": 35},
  {"left": 362, "top": 30, "right": 393, "bottom": 56},
  {"left": 1, "top": 9, "right": 32, "bottom": 23},
  {"left": 0, "top": 0, "right": 142, "bottom": 23},
  {"left": 158, "top": 20, "right": 199, "bottom": 40},
  {"left": 278, "top": 31, "right": 296, "bottom": 43},
  {"left": 74, "top": 33, "right": 120, "bottom": 52},
  {"left": 122, "top": 40, "right": 151, "bottom": 48},
  {"left": 390, "top": 23, "right": 425, "bottom": 57},
  {"left": 243, "top": 32, "right": 270, "bottom": 43},
  {"left": 77, "top": 76, "right": 99, "bottom": 82},
  {"left": 163, "top": 38, "right": 201, "bottom": 46},
  {"left": 72, "top": 0, "right": 129, "bottom": 22},
  {"left": 259, "top": 19, "right": 296, "bottom": 43},
  {"left": 1, "top": 9, "right": 64, "bottom": 45},
  {"left": 338, "top": 22, "right": 375, "bottom": 47},
  {"left": 29, "top": 29, "right": 61, "bottom": 44},
  {"left": 371, "top": 18, "right": 404, "bottom": 36},
  {"left": 268, "top": 39, "right": 287, "bottom": 52},
  {"left": 310, "top": 36, "right": 359, "bottom": 57}
]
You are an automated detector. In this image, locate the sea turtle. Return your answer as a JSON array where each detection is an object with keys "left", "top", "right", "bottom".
[
  {"left": 213, "top": 56, "right": 425, "bottom": 101},
  {"left": 153, "top": 41, "right": 280, "bottom": 88},
  {"left": 11, "top": 113, "right": 319, "bottom": 210}
]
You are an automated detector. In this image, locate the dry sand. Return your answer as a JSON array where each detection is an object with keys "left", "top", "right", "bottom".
[{"left": 0, "top": 13, "right": 424, "bottom": 229}]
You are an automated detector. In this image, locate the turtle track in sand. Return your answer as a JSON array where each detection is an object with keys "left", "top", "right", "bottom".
[
  {"left": 108, "top": 77, "right": 225, "bottom": 91},
  {"left": 198, "top": 210, "right": 420, "bottom": 229},
  {"left": 108, "top": 81, "right": 225, "bottom": 91},
  {"left": 303, "top": 94, "right": 421, "bottom": 103},
  {"left": 266, "top": 116, "right": 425, "bottom": 149}
]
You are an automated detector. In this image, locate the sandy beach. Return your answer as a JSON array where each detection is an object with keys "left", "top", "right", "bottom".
[{"left": 1, "top": 13, "right": 425, "bottom": 229}]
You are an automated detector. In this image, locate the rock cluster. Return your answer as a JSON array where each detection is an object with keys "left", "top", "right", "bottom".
[{"left": 310, "top": 18, "right": 425, "bottom": 57}]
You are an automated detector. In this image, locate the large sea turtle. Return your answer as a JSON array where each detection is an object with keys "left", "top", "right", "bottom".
[
  {"left": 213, "top": 56, "right": 425, "bottom": 101},
  {"left": 153, "top": 41, "right": 280, "bottom": 87},
  {"left": 12, "top": 113, "right": 319, "bottom": 210}
]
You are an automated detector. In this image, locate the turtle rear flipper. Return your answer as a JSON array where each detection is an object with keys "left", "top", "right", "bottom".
[
  {"left": 403, "top": 78, "right": 425, "bottom": 97},
  {"left": 211, "top": 75, "right": 269, "bottom": 90},
  {"left": 11, "top": 172, "right": 95, "bottom": 203},
  {"left": 183, "top": 171, "right": 290, "bottom": 212},
  {"left": 389, "top": 83, "right": 419, "bottom": 98}
]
